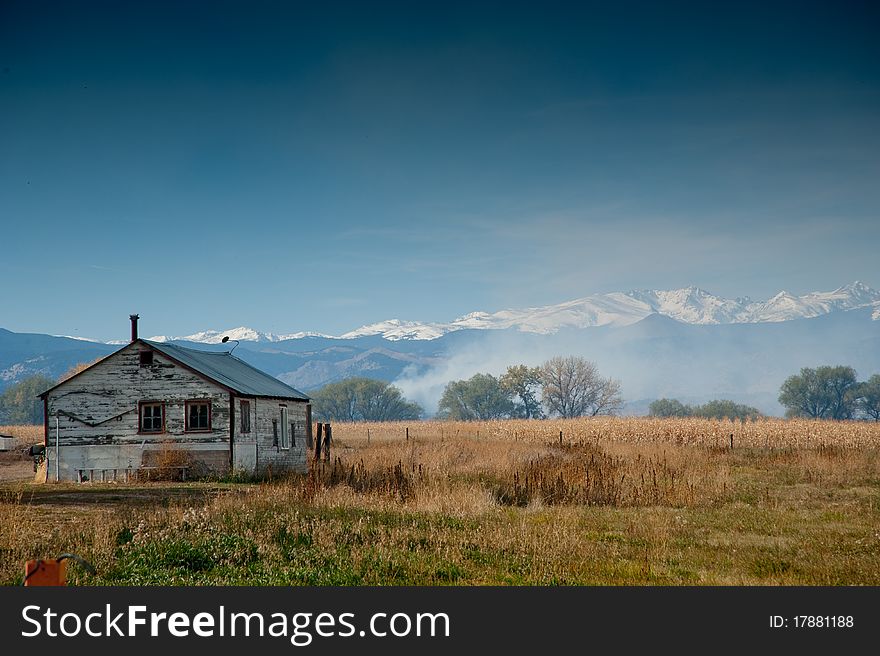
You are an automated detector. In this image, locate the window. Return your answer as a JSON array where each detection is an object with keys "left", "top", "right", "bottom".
[
  {"left": 139, "top": 351, "right": 153, "bottom": 366},
  {"left": 185, "top": 400, "right": 211, "bottom": 432},
  {"left": 240, "top": 400, "right": 251, "bottom": 433},
  {"left": 139, "top": 402, "right": 164, "bottom": 433},
  {"left": 280, "top": 406, "right": 290, "bottom": 449}
]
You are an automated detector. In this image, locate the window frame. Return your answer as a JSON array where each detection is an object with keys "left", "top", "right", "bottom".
[
  {"left": 240, "top": 400, "right": 251, "bottom": 434},
  {"left": 138, "top": 401, "right": 165, "bottom": 435},
  {"left": 279, "top": 405, "right": 290, "bottom": 450},
  {"left": 139, "top": 350, "right": 154, "bottom": 366},
  {"left": 185, "top": 399, "right": 212, "bottom": 433}
]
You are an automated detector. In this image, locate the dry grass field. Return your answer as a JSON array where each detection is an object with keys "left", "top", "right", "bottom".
[{"left": 1, "top": 418, "right": 879, "bottom": 586}]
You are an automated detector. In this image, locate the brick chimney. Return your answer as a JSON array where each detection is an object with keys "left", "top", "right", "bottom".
[{"left": 130, "top": 314, "right": 139, "bottom": 342}]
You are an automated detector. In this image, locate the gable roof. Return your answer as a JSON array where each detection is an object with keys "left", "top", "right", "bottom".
[
  {"left": 144, "top": 340, "right": 309, "bottom": 400},
  {"left": 40, "top": 339, "right": 309, "bottom": 401}
]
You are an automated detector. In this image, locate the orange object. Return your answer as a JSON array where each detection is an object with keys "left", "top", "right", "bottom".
[{"left": 24, "top": 559, "right": 68, "bottom": 586}]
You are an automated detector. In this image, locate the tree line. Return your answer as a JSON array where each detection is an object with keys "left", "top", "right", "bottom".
[
  {"left": 649, "top": 398, "right": 763, "bottom": 421},
  {"left": 649, "top": 366, "right": 880, "bottom": 422},
  {"left": 311, "top": 361, "right": 880, "bottom": 423},
  {"left": 437, "top": 356, "right": 622, "bottom": 420},
  {"left": 311, "top": 356, "right": 622, "bottom": 422},
  {"left": 3, "top": 358, "right": 878, "bottom": 426}
]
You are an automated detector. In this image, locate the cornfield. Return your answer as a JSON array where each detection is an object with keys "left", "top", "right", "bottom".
[{"left": 332, "top": 417, "right": 880, "bottom": 449}]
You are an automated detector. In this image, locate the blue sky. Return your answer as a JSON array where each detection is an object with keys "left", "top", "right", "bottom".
[{"left": 1, "top": 1, "right": 878, "bottom": 341}]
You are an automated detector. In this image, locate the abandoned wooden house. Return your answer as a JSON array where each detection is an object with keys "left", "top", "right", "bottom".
[{"left": 38, "top": 315, "right": 312, "bottom": 482}]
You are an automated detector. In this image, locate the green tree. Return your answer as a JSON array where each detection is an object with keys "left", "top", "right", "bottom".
[
  {"left": 311, "top": 378, "right": 422, "bottom": 422},
  {"left": 693, "top": 399, "right": 763, "bottom": 421},
  {"left": 648, "top": 398, "right": 692, "bottom": 418},
  {"left": 0, "top": 374, "right": 55, "bottom": 425},
  {"left": 437, "top": 373, "right": 514, "bottom": 420},
  {"left": 311, "top": 379, "right": 358, "bottom": 421},
  {"left": 856, "top": 374, "right": 880, "bottom": 421},
  {"left": 500, "top": 364, "right": 544, "bottom": 419},
  {"left": 539, "top": 356, "right": 622, "bottom": 418},
  {"left": 778, "top": 366, "right": 860, "bottom": 420}
]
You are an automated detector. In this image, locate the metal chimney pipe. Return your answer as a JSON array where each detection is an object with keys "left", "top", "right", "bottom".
[{"left": 130, "top": 314, "right": 139, "bottom": 342}]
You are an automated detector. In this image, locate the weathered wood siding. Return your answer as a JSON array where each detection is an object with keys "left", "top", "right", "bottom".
[
  {"left": 45, "top": 342, "right": 230, "bottom": 480},
  {"left": 231, "top": 395, "right": 308, "bottom": 476}
]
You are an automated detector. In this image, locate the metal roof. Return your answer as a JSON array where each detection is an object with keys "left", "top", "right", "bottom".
[{"left": 145, "top": 340, "right": 309, "bottom": 400}]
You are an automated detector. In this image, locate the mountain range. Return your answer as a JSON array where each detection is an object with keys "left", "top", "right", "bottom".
[
  {"left": 140, "top": 281, "right": 880, "bottom": 343},
  {"left": 2, "top": 282, "right": 878, "bottom": 416}
]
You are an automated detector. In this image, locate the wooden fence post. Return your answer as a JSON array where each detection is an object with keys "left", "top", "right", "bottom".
[
  {"left": 405, "top": 426, "right": 409, "bottom": 441},
  {"left": 559, "top": 431, "right": 563, "bottom": 445},
  {"left": 323, "top": 423, "right": 331, "bottom": 462},
  {"left": 314, "top": 422, "right": 323, "bottom": 462}
]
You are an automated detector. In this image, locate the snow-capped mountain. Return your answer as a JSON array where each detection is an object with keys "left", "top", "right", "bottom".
[
  {"left": 147, "top": 326, "right": 332, "bottom": 344},
  {"left": 340, "top": 319, "right": 448, "bottom": 341},
  {"left": 743, "top": 281, "right": 880, "bottom": 323},
  {"left": 337, "top": 281, "right": 880, "bottom": 340},
  {"left": 147, "top": 282, "right": 880, "bottom": 344},
  {"left": 622, "top": 281, "right": 880, "bottom": 325}
]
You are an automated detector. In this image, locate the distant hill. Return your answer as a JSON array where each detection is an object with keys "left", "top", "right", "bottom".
[{"left": 0, "top": 328, "right": 116, "bottom": 386}]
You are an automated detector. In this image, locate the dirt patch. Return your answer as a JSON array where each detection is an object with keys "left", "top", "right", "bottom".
[
  {"left": 0, "top": 461, "right": 33, "bottom": 483},
  {"left": 0, "top": 447, "right": 37, "bottom": 483},
  {"left": 6, "top": 483, "right": 250, "bottom": 509}
]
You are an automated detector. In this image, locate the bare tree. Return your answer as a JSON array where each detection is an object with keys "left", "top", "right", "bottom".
[{"left": 539, "top": 356, "right": 622, "bottom": 418}]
